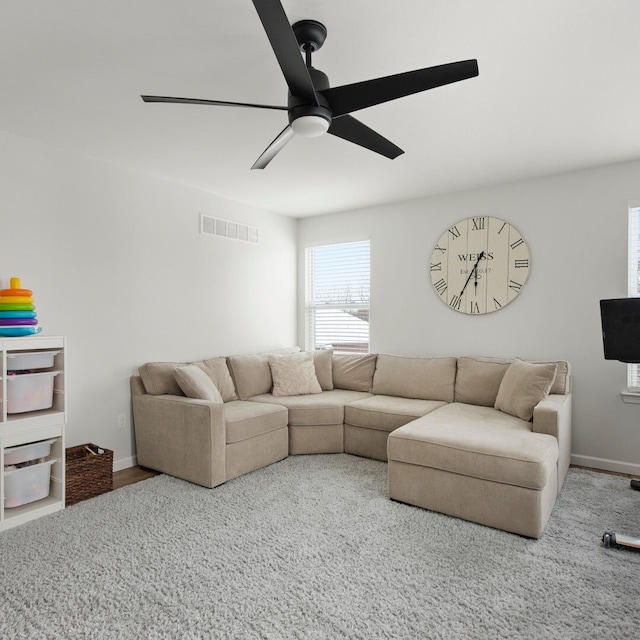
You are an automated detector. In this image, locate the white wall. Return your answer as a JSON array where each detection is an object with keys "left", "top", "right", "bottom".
[
  {"left": 4, "top": 125, "right": 639, "bottom": 475},
  {"left": 298, "top": 160, "right": 640, "bottom": 475},
  {"left": 0, "top": 131, "right": 298, "bottom": 469}
]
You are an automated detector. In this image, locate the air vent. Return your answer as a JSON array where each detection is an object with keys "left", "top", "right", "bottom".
[{"left": 200, "top": 214, "right": 259, "bottom": 244}]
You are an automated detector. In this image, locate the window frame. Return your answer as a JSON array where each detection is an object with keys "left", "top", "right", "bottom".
[
  {"left": 627, "top": 202, "right": 640, "bottom": 390},
  {"left": 304, "top": 239, "right": 371, "bottom": 354}
]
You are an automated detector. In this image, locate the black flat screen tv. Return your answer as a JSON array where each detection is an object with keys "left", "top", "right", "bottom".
[{"left": 600, "top": 298, "right": 640, "bottom": 363}]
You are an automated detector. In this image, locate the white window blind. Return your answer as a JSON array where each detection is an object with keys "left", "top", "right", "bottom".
[
  {"left": 628, "top": 205, "right": 640, "bottom": 389},
  {"left": 305, "top": 240, "right": 370, "bottom": 353}
]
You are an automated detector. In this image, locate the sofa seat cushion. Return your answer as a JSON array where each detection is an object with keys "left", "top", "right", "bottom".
[
  {"left": 387, "top": 403, "right": 558, "bottom": 490},
  {"left": 249, "top": 390, "right": 372, "bottom": 426},
  {"left": 224, "top": 400, "right": 288, "bottom": 444},
  {"left": 345, "top": 395, "right": 447, "bottom": 432}
]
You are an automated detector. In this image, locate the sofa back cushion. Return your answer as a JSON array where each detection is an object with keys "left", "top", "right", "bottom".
[
  {"left": 494, "top": 359, "right": 557, "bottom": 421},
  {"left": 139, "top": 362, "right": 185, "bottom": 396},
  {"left": 174, "top": 365, "right": 224, "bottom": 402},
  {"left": 372, "top": 354, "right": 457, "bottom": 402},
  {"left": 312, "top": 349, "right": 334, "bottom": 391},
  {"left": 454, "top": 356, "right": 571, "bottom": 397},
  {"left": 454, "top": 357, "right": 511, "bottom": 406},
  {"left": 193, "top": 357, "right": 238, "bottom": 402},
  {"left": 228, "top": 347, "right": 301, "bottom": 400},
  {"left": 332, "top": 354, "right": 377, "bottom": 392},
  {"left": 542, "top": 360, "right": 571, "bottom": 395}
]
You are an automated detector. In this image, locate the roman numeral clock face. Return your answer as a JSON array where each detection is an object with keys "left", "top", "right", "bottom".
[{"left": 430, "top": 216, "right": 531, "bottom": 314}]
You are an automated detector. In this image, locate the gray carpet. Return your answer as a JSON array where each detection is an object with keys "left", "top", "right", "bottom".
[{"left": 1, "top": 455, "right": 639, "bottom": 640}]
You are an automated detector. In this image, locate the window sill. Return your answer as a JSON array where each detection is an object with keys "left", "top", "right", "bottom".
[{"left": 621, "top": 390, "right": 640, "bottom": 404}]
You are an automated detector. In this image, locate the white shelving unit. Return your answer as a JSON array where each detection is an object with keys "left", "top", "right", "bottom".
[{"left": 0, "top": 335, "right": 66, "bottom": 531}]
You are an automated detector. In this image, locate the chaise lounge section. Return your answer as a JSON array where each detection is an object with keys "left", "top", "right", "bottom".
[{"left": 131, "top": 349, "right": 571, "bottom": 538}]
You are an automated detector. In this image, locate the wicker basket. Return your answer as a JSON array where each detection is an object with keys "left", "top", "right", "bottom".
[{"left": 65, "top": 443, "right": 113, "bottom": 506}]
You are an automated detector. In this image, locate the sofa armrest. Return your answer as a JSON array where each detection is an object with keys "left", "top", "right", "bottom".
[
  {"left": 532, "top": 393, "right": 572, "bottom": 492},
  {"left": 131, "top": 377, "right": 226, "bottom": 488}
]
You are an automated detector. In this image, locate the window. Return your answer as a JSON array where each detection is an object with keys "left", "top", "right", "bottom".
[
  {"left": 305, "top": 240, "right": 370, "bottom": 353},
  {"left": 628, "top": 204, "right": 640, "bottom": 388}
]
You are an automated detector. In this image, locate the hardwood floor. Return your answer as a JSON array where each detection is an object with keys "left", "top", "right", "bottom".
[
  {"left": 113, "top": 466, "right": 159, "bottom": 490},
  {"left": 571, "top": 464, "right": 635, "bottom": 479}
]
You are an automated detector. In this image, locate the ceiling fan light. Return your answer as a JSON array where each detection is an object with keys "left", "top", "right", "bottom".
[{"left": 291, "top": 115, "right": 330, "bottom": 138}]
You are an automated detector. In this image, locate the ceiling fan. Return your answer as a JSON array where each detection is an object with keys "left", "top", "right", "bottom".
[{"left": 141, "top": 0, "right": 479, "bottom": 169}]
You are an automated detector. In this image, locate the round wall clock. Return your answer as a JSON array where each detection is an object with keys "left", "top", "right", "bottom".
[{"left": 429, "top": 216, "right": 531, "bottom": 314}]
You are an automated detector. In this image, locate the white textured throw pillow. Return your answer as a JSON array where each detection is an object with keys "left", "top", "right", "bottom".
[
  {"left": 174, "top": 364, "right": 224, "bottom": 402},
  {"left": 269, "top": 352, "right": 322, "bottom": 397},
  {"left": 494, "top": 359, "right": 557, "bottom": 421}
]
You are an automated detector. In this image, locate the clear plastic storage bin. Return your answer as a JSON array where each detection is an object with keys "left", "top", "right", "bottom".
[
  {"left": 6, "top": 350, "right": 60, "bottom": 371},
  {"left": 4, "top": 439, "right": 57, "bottom": 466},
  {"left": 4, "top": 459, "right": 56, "bottom": 508},
  {"left": 6, "top": 371, "right": 60, "bottom": 413}
]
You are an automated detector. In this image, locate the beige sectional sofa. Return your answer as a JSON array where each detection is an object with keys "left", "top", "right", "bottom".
[{"left": 131, "top": 349, "right": 572, "bottom": 538}]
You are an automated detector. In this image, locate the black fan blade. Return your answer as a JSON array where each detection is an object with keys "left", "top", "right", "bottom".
[
  {"left": 328, "top": 115, "right": 403, "bottom": 160},
  {"left": 321, "top": 59, "right": 479, "bottom": 117},
  {"left": 141, "top": 95, "right": 287, "bottom": 111},
  {"left": 251, "top": 0, "right": 319, "bottom": 105},
  {"left": 251, "top": 125, "right": 295, "bottom": 170}
]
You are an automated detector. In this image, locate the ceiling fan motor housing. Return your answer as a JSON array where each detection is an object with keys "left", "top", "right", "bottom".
[{"left": 288, "top": 67, "right": 332, "bottom": 137}]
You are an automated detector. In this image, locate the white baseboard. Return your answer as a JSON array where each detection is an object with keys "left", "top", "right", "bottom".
[
  {"left": 113, "top": 455, "right": 138, "bottom": 472},
  {"left": 571, "top": 454, "right": 640, "bottom": 476}
]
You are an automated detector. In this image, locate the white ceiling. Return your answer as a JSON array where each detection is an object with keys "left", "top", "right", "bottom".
[{"left": 3, "top": 1, "right": 640, "bottom": 217}]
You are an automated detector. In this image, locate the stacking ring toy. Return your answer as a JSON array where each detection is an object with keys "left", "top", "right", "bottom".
[
  {"left": 0, "top": 288, "right": 32, "bottom": 297},
  {"left": 0, "top": 311, "right": 37, "bottom": 319},
  {"left": 0, "top": 296, "right": 34, "bottom": 304},
  {"left": 0, "top": 326, "right": 42, "bottom": 336},
  {"left": 0, "top": 277, "right": 33, "bottom": 298},
  {"left": 0, "top": 318, "right": 37, "bottom": 326},
  {"left": 0, "top": 303, "right": 35, "bottom": 311},
  {"left": 0, "top": 279, "right": 40, "bottom": 335}
]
